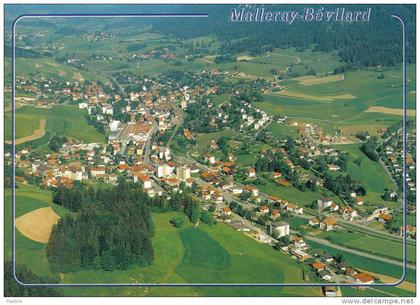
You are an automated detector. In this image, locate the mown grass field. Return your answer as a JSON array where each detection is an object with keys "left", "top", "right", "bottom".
[
  {"left": 256, "top": 94, "right": 365, "bottom": 121},
  {"left": 319, "top": 229, "right": 416, "bottom": 263},
  {"left": 210, "top": 93, "right": 230, "bottom": 107},
  {"left": 266, "top": 122, "right": 300, "bottom": 139},
  {"left": 5, "top": 105, "right": 105, "bottom": 143},
  {"left": 5, "top": 184, "right": 320, "bottom": 296},
  {"left": 334, "top": 143, "right": 396, "bottom": 206},
  {"left": 285, "top": 65, "right": 416, "bottom": 109},
  {"left": 257, "top": 176, "right": 342, "bottom": 209},
  {"left": 5, "top": 184, "right": 72, "bottom": 277},
  {"left": 194, "top": 130, "right": 237, "bottom": 154},
  {"left": 253, "top": 64, "right": 415, "bottom": 127},
  {"left": 16, "top": 57, "right": 77, "bottom": 82}
]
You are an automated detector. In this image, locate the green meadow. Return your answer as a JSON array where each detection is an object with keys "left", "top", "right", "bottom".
[
  {"left": 5, "top": 105, "right": 106, "bottom": 143},
  {"left": 335, "top": 143, "right": 396, "bottom": 206},
  {"left": 319, "top": 229, "right": 416, "bottom": 263},
  {"left": 5, "top": 184, "right": 72, "bottom": 277},
  {"left": 6, "top": 184, "right": 320, "bottom": 296},
  {"left": 267, "top": 122, "right": 300, "bottom": 139}
]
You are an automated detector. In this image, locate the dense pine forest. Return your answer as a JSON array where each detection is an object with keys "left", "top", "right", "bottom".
[
  {"left": 153, "top": 4, "right": 416, "bottom": 67},
  {"left": 48, "top": 179, "right": 155, "bottom": 272},
  {"left": 47, "top": 179, "right": 211, "bottom": 272},
  {"left": 5, "top": 5, "right": 415, "bottom": 68},
  {"left": 4, "top": 262, "right": 62, "bottom": 296}
]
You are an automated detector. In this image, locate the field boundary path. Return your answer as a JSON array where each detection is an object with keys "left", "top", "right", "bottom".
[{"left": 6, "top": 119, "right": 46, "bottom": 145}]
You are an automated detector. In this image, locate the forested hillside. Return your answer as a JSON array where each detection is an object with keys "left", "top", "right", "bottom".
[
  {"left": 153, "top": 4, "right": 416, "bottom": 67},
  {"left": 47, "top": 180, "right": 155, "bottom": 272}
]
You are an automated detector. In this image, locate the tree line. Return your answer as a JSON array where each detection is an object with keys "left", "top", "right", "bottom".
[{"left": 48, "top": 179, "right": 154, "bottom": 272}]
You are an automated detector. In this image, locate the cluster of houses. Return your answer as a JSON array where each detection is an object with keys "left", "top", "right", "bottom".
[
  {"left": 380, "top": 129, "right": 416, "bottom": 198},
  {"left": 266, "top": 195, "right": 304, "bottom": 215},
  {"left": 238, "top": 103, "right": 270, "bottom": 131},
  {"left": 82, "top": 31, "right": 116, "bottom": 42},
  {"left": 310, "top": 255, "right": 375, "bottom": 285},
  {"left": 316, "top": 197, "right": 359, "bottom": 222},
  {"left": 297, "top": 122, "right": 352, "bottom": 145},
  {"left": 128, "top": 48, "right": 177, "bottom": 60}
]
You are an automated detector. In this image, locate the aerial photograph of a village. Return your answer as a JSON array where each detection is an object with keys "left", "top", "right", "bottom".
[{"left": 2, "top": 2, "right": 418, "bottom": 301}]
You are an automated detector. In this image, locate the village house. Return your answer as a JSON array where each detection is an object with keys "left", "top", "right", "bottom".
[
  {"left": 134, "top": 175, "right": 152, "bottom": 189},
  {"left": 309, "top": 218, "right": 320, "bottom": 227},
  {"left": 330, "top": 203, "right": 340, "bottom": 212},
  {"left": 311, "top": 261, "right": 325, "bottom": 272},
  {"left": 321, "top": 253, "right": 334, "bottom": 263},
  {"left": 213, "top": 190, "right": 224, "bottom": 204},
  {"left": 354, "top": 273, "right": 375, "bottom": 285},
  {"left": 293, "top": 236, "right": 308, "bottom": 250},
  {"left": 243, "top": 185, "right": 259, "bottom": 197},
  {"left": 342, "top": 207, "right": 358, "bottom": 221},
  {"left": 399, "top": 225, "right": 416, "bottom": 237},
  {"left": 323, "top": 286, "right": 338, "bottom": 297},
  {"left": 272, "top": 172, "right": 282, "bottom": 179},
  {"left": 230, "top": 220, "right": 251, "bottom": 232},
  {"left": 355, "top": 197, "right": 364, "bottom": 205},
  {"left": 317, "top": 197, "right": 333, "bottom": 210},
  {"left": 222, "top": 207, "right": 232, "bottom": 216},
  {"left": 267, "top": 195, "right": 281, "bottom": 204},
  {"left": 318, "top": 270, "right": 332, "bottom": 281},
  {"left": 286, "top": 203, "right": 303, "bottom": 215},
  {"left": 377, "top": 213, "right": 393, "bottom": 223},
  {"left": 107, "top": 173, "right": 118, "bottom": 184},
  {"left": 90, "top": 166, "right": 106, "bottom": 178},
  {"left": 204, "top": 154, "right": 216, "bottom": 165},
  {"left": 210, "top": 140, "right": 218, "bottom": 150},
  {"left": 268, "top": 221, "right": 290, "bottom": 238},
  {"left": 290, "top": 248, "right": 310, "bottom": 261},
  {"left": 162, "top": 177, "right": 180, "bottom": 189},
  {"left": 190, "top": 164, "right": 200, "bottom": 174},
  {"left": 247, "top": 167, "right": 256, "bottom": 179},
  {"left": 271, "top": 209, "right": 281, "bottom": 220},
  {"left": 231, "top": 186, "right": 243, "bottom": 195},
  {"left": 258, "top": 205, "right": 270, "bottom": 216},
  {"left": 320, "top": 218, "right": 337, "bottom": 231}
]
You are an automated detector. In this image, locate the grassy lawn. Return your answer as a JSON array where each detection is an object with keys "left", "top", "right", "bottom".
[
  {"left": 266, "top": 122, "right": 299, "bottom": 139},
  {"left": 195, "top": 130, "right": 237, "bottom": 154},
  {"left": 16, "top": 57, "right": 78, "bottom": 82},
  {"left": 5, "top": 184, "right": 73, "bottom": 278},
  {"left": 254, "top": 64, "right": 415, "bottom": 125},
  {"left": 288, "top": 66, "right": 416, "bottom": 110},
  {"left": 287, "top": 217, "right": 308, "bottom": 230},
  {"left": 257, "top": 94, "right": 364, "bottom": 121},
  {"left": 210, "top": 93, "right": 230, "bottom": 107},
  {"left": 5, "top": 105, "right": 106, "bottom": 143},
  {"left": 62, "top": 212, "right": 322, "bottom": 296},
  {"left": 334, "top": 143, "right": 395, "bottom": 206},
  {"left": 178, "top": 227, "right": 229, "bottom": 270},
  {"left": 6, "top": 185, "right": 320, "bottom": 296},
  {"left": 257, "top": 176, "right": 341, "bottom": 208}
]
